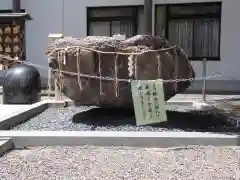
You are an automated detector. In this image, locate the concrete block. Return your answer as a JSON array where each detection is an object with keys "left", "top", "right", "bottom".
[{"left": 0, "top": 138, "right": 13, "bottom": 156}]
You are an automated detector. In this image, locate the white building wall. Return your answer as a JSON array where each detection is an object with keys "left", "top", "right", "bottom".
[
  {"left": 0, "top": 0, "right": 12, "bottom": 9},
  {"left": 0, "top": 0, "right": 240, "bottom": 92}
]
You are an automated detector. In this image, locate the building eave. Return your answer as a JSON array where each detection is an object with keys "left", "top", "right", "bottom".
[{"left": 0, "top": 13, "right": 32, "bottom": 20}]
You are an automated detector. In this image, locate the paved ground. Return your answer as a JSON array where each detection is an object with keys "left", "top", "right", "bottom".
[
  {"left": 0, "top": 105, "right": 33, "bottom": 119},
  {"left": 170, "top": 94, "right": 240, "bottom": 101},
  {"left": 0, "top": 94, "right": 68, "bottom": 104},
  {"left": 0, "top": 145, "right": 239, "bottom": 180}
]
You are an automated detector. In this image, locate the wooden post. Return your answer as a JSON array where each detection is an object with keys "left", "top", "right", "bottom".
[
  {"left": 47, "top": 63, "right": 52, "bottom": 97},
  {"left": 54, "top": 76, "right": 61, "bottom": 100},
  {"left": 202, "top": 58, "right": 207, "bottom": 102},
  {"left": 48, "top": 33, "right": 63, "bottom": 101}
]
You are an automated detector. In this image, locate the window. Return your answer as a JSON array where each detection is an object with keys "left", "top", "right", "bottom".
[
  {"left": 87, "top": 6, "right": 144, "bottom": 38},
  {"left": 155, "top": 3, "right": 221, "bottom": 60},
  {"left": 0, "top": 10, "right": 26, "bottom": 61}
]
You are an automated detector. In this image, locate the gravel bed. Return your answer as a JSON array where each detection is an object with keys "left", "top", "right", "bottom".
[
  {"left": 11, "top": 106, "right": 237, "bottom": 132},
  {"left": 0, "top": 146, "right": 239, "bottom": 180}
]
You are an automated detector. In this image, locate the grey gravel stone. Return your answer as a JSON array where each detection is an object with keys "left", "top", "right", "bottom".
[
  {"left": 11, "top": 106, "right": 236, "bottom": 132},
  {"left": 0, "top": 146, "right": 239, "bottom": 180}
]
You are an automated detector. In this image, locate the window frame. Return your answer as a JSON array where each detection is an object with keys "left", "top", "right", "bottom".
[
  {"left": 155, "top": 2, "right": 222, "bottom": 61},
  {"left": 0, "top": 9, "right": 26, "bottom": 60},
  {"left": 86, "top": 6, "right": 143, "bottom": 37}
]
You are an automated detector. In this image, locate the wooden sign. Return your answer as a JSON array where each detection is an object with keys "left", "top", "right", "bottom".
[
  {"left": 0, "top": 22, "right": 25, "bottom": 69},
  {"left": 131, "top": 80, "right": 167, "bottom": 126}
]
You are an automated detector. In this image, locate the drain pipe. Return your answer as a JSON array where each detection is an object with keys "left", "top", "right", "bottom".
[
  {"left": 144, "top": 0, "right": 153, "bottom": 35},
  {"left": 12, "top": 0, "right": 21, "bottom": 12}
]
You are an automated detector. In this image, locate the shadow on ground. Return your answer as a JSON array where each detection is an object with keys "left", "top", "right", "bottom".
[{"left": 72, "top": 107, "right": 240, "bottom": 133}]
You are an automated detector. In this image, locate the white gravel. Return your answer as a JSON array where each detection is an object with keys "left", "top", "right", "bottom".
[
  {"left": 11, "top": 106, "right": 233, "bottom": 132},
  {"left": 0, "top": 146, "right": 239, "bottom": 180}
]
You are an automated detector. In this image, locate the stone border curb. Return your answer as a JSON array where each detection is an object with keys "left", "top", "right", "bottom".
[
  {"left": 0, "top": 138, "right": 13, "bottom": 156},
  {"left": 0, "top": 99, "right": 74, "bottom": 130},
  {"left": 0, "top": 102, "right": 49, "bottom": 130},
  {"left": 0, "top": 131, "right": 239, "bottom": 148}
]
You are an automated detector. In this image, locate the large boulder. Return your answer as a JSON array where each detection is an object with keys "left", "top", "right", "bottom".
[{"left": 46, "top": 35, "right": 195, "bottom": 108}]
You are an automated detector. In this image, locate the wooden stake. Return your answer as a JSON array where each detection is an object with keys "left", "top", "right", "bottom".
[
  {"left": 202, "top": 58, "right": 207, "bottom": 102},
  {"left": 55, "top": 74, "right": 60, "bottom": 100},
  {"left": 48, "top": 33, "right": 63, "bottom": 100}
]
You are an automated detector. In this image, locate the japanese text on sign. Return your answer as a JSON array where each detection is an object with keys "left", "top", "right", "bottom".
[{"left": 131, "top": 80, "right": 167, "bottom": 126}]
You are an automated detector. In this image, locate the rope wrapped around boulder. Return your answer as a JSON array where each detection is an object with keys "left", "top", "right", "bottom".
[{"left": 46, "top": 35, "right": 195, "bottom": 108}]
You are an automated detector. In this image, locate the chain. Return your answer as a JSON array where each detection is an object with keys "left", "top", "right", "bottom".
[
  {"left": 0, "top": 54, "right": 222, "bottom": 83},
  {"left": 207, "top": 67, "right": 238, "bottom": 81},
  {"left": 2, "top": 55, "right": 240, "bottom": 127}
]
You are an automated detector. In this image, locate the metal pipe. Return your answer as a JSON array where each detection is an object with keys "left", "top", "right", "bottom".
[
  {"left": 144, "top": 0, "right": 153, "bottom": 35},
  {"left": 12, "top": 0, "right": 21, "bottom": 12}
]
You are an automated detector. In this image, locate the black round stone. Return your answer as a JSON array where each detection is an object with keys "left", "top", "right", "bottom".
[{"left": 3, "top": 64, "right": 41, "bottom": 104}]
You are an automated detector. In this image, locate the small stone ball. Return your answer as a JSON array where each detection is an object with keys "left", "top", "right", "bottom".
[{"left": 3, "top": 64, "right": 41, "bottom": 104}]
